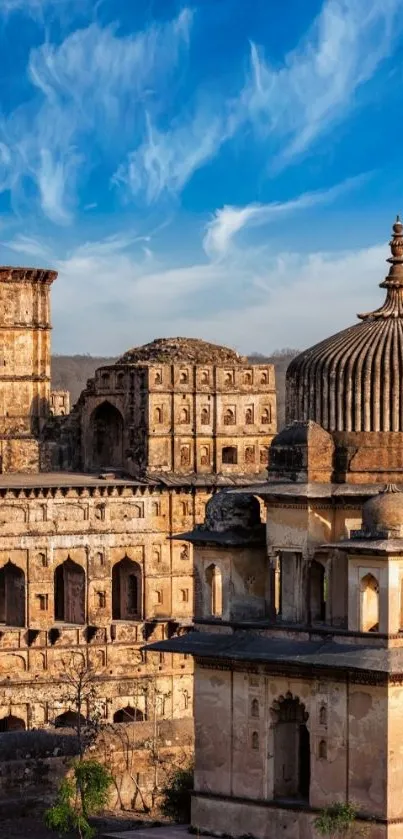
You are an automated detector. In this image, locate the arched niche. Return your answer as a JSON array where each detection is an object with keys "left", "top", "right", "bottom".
[
  {"left": 271, "top": 692, "right": 310, "bottom": 801},
  {"left": 205, "top": 563, "right": 223, "bottom": 617},
  {"left": 0, "top": 561, "right": 25, "bottom": 627},
  {"left": 113, "top": 706, "right": 145, "bottom": 723},
  {"left": 89, "top": 401, "right": 124, "bottom": 469},
  {"left": 360, "top": 573, "right": 379, "bottom": 632},
  {"left": 0, "top": 714, "right": 25, "bottom": 732},
  {"left": 54, "top": 558, "right": 85, "bottom": 624},
  {"left": 54, "top": 710, "right": 86, "bottom": 728},
  {"left": 112, "top": 557, "right": 142, "bottom": 620}
]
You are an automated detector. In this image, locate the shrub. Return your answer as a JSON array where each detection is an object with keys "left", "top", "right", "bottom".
[
  {"left": 45, "top": 758, "right": 113, "bottom": 839},
  {"left": 160, "top": 764, "right": 193, "bottom": 823}
]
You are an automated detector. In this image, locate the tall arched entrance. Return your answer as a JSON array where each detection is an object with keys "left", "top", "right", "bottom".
[
  {"left": 90, "top": 401, "right": 124, "bottom": 469},
  {"left": 271, "top": 692, "right": 310, "bottom": 801}
]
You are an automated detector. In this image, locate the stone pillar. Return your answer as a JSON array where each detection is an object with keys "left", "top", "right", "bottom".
[{"left": 0, "top": 265, "right": 57, "bottom": 472}]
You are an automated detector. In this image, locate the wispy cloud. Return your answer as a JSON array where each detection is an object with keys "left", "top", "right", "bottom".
[
  {"left": 203, "top": 174, "right": 369, "bottom": 258},
  {"left": 0, "top": 10, "right": 193, "bottom": 223},
  {"left": 0, "top": 0, "right": 90, "bottom": 20},
  {"left": 241, "top": 0, "right": 400, "bottom": 165},
  {"left": 114, "top": 106, "right": 226, "bottom": 203}
]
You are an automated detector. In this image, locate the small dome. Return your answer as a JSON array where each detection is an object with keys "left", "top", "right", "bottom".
[
  {"left": 204, "top": 491, "right": 261, "bottom": 533},
  {"left": 362, "top": 484, "right": 403, "bottom": 536},
  {"left": 117, "top": 337, "right": 246, "bottom": 366},
  {"left": 286, "top": 218, "right": 403, "bottom": 432}
]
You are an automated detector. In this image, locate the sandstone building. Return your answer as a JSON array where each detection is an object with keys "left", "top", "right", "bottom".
[
  {"left": 152, "top": 218, "right": 403, "bottom": 839},
  {"left": 0, "top": 262, "right": 276, "bottom": 734}
]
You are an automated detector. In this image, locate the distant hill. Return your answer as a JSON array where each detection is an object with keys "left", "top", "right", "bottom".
[{"left": 51, "top": 348, "right": 299, "bottom": 429}]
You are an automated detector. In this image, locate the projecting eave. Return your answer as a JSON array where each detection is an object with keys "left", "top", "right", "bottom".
[
  {"left": 144, "top": 630, "right": 403, "bottom": 676},
  {"left": 326, "top": 538, "right": 403, "bottom": 554},
  {"left": 230, "top": 482, "right": 402, "bottom": 501},
  {"left": 170, "top": 525, "right": 266, "bottom": 547}
]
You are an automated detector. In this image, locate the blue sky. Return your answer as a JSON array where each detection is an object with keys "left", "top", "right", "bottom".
[{"left": 0, "top": 0, "right": 402, "bottom": 355}]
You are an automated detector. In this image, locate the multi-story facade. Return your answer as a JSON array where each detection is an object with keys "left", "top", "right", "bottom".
[
  {"left": 0, "top": 266, "right": 277, "bottom": 732},
  {"left": 152, "top": 218, "right": 403, "bottom": 839}
]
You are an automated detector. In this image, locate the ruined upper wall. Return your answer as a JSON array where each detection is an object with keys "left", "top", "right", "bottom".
[
  {"left": 78, "top": 337, "right": 277, "bottom": 479},
  {"left": 0, "top": 266, "right": 57, "bottom": 473}
]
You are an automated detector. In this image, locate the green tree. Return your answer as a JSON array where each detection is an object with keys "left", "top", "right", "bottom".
[
  {"left": 160, "top": 764, "right": 193, "bottom": 823},
  {"left": 45, "top": 653, "right": 113, "bottom": 839}
]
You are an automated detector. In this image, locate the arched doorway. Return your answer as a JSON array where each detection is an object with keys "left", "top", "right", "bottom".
[
  {"left": 54, "top": 710, "right": 86, "bottom": 728},
  {"left": 0, "top": 562, "right": 25, "bottom": 627},
  {"left": 205, "top": 564, "right": 223, "bottom": 617},
  {"left": 310, "top": 560, "right": 326, "bottom": 622},
  {"left": 113, "top": 706, "right": 145, "bottom": 723},
  {"left": 112, "top": 558, "right": 142, "bottom": 620},
  {"left": 271, "top": 693, "right": 310, "bottom": 801},
  {"left": 0, "top": 714, "right": 25, "bottom": 732},
  {"left": 54, "top": 559, "right": 85, "bottom": 624},
  {"left": 90, "top": 401, "right": 124, "bottom": 469},
  {"left": 360, "top": 573, "right": 379, "bottom": 632}
]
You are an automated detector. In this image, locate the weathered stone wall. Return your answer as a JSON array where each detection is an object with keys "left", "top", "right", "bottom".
[
  {"left": 0, "top": 267, "right": 56, "bottom": 473},
  {"left": 0, "top": 483, "right": 209, "bottom": 727},
  {"left": 192, "top": 662, "right": 390, "bottom": 838},
  {"left": 79, "top": 360, "right": 276, "bottom": 478},
  {"left": 0, "top": 718, "right": 193, "bottom": 812}
]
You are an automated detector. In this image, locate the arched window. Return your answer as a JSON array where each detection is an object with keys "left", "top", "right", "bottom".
[
  {"left": 155, "top": 590, "right": 163, "bottom": 605},
  {"left": 154, "top": 371, "right": 162, "bottom": 384},
  {"left": 151, "top": 502, "right": 160, "bottom": 516},
  {"left": 201, "top": 371, "right": 209, "bottom": 384},
  {"left": 245, "top": 446, "right": 255, "bottom": 464},
  {"left": 224, "top": 372, "right": 233, "bottom": 385},
  {"left": 310, "top": 560, "right": 326, "bottom": 623},
  {"left": 179, "top": 407, "right": 190, "bottom": 423},
  {"left": 38, "top": 552, "right": 47, "bottom": 567},
  {"left": 360, "top": 573, "right": 379, "bottom": 632},
  {"left": 54, "top": 711, "right": 86, "bottom": 729},
  {"left": 152, "top": 547, "right": 161, "bottom": 563},
  {"left": 112, "top": 558, "right": 142, "bottom": 620},
  {"left": 223, "top": 408, "right": 235, "bottom": 425},
  {"left": 260, "top": 371, "right": 268, "bottom": 384},
  {"left": 319, "top": 705, "right": 327, "bottom": 726},
  {"left": 90, "top": 401, "right": 124, "bottom": 469},
  {"left": 180, "top": 446, "right": 190, "bottom": 466},
  {"left": 251, "top": 698, "right": 259, "bottom": 718},
  {"left": 54, "top": 559, "right": 85, "bottom": 624},
  {"left": 179, "top": 370, "right": 188, "bottom": 383},
  {"left": 113, "top": 706, "right": 145, "bottom": 723},
  {"left": 244, "top": 371, "right": 252, "bottom": 385},
  {"left": 205, "top": 564, "right": 223, "bottom": 617},
  {"left": 201, "top": 407, "right": 210, "bottom": 425},
  {"left": 222, "top": 446, "right": 237, "bottom": 465},
  {"left": 318, "top": 739, "right": 327, "bottom": 760},
  {"left": 272, "top": 693, "right": 310, "bottom": 801},
  {"left": 116, "top": 372, "right": 125, "bottom": 389},
  {"left": 0, "top": 714, "right": 25, "bottom": 732},
  {"left": 181, "top": 589, "right": 189, "bottom": 603},
  {"left": 200, "top": 445, "right": 209, "bottom": 465},
  {"left": 261, "top": 407, "right": 271, "bottom": 424},
  {"left": 245, "top": 407, "right": 253, "bottom": 424},
  {"left": 154, "top": 407, "right": 163, "bottom": 424},
  {"left": 0, "top": 561, "right": 25, "bottom": 627},
  {"left": 251, "top": 731, "right": 259, "bottom": 750}
]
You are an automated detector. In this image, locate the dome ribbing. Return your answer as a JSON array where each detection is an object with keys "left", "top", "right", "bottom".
[{"left": 286, "top": 218, "right": 403, "bottom": 432}]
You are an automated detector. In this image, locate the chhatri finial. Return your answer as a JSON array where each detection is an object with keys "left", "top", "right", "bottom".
[{"left": 389, "top": 215, "right": 403, "bottom": 261}]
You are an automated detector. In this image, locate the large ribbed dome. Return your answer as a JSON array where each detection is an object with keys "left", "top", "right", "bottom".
[{"left": 286, "top": 218, "right": 403, "bottom": 432}]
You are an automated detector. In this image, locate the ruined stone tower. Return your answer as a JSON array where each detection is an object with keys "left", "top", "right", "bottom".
[{"left": 0, "top": 265, "right": 57, "bottom": 472}]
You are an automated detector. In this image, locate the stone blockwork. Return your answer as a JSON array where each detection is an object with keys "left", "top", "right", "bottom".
[
  {"left": 0, "top": 266, "right": 56, "bottom": 473},
  {"left": 0, "top": 478, "right": 206, "bottom": 729},
  {"left": 50, "top": 390, "right": 70, "bottom": 416},
  {"left": 75, "top": 337, "right": 276, "bottom": 478}
]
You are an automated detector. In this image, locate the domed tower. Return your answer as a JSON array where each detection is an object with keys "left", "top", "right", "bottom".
[
  {"left": 286, "top": 217, "right": 403, "bottom": 432},
  {"left": 0, "top": 265, "right": 57, "bottom": 472}
]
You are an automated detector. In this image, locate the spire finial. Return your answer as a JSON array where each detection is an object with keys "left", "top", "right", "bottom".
[{"left": 390, "top": 215, "right": 403, "bottom": 256}]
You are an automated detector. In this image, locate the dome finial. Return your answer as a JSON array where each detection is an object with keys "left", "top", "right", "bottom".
[{"left": 390, "top": 215, "right": 403, "bottom": 260}]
